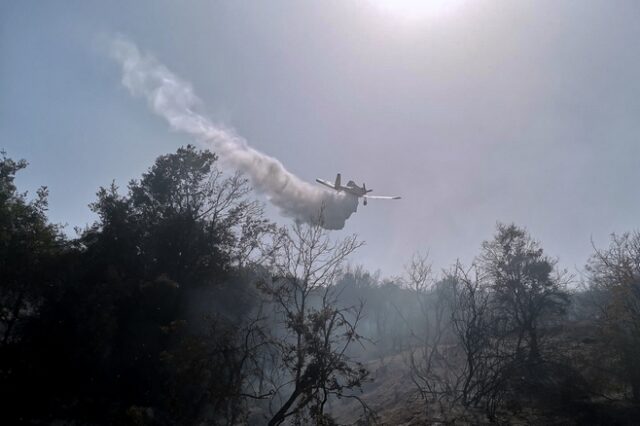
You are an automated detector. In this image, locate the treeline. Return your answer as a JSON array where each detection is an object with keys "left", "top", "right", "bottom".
[{"left": 1, "top": 146, "right": 640, "bottom": 425}]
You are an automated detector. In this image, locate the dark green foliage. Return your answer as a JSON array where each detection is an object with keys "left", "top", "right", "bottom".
[
  {"left": 0, "top": 152, "right": 63, "bottom": 346},
  {"left": 0, "top": 146, "right": 271, "bottom": 425},
  {"left": 0, "top": 152, "right": 67, "bottom": 422}
]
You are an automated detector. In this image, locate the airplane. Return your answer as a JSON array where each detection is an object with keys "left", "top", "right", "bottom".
[{"left": 315, "top": 173, "right": 401, "bottom": 206}]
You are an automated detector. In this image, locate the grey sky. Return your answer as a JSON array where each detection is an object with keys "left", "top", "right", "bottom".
[{"left": 2, "top": 1, "right": 640, "bottom": 276}]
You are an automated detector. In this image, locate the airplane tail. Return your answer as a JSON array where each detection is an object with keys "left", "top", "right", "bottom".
[{"left": 335, "top": 173, "right": 341, "bottom": 188}]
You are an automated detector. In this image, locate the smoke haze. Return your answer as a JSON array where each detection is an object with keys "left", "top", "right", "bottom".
[{"left": 110, "top": 37, "right": 358, "bottom": 229}]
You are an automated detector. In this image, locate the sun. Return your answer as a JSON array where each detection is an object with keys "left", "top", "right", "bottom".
[{"left": 368, "top": 0, "right": 467, "bottom": 21}]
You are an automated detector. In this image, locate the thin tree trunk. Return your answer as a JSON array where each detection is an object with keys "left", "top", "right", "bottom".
[
  {"left": 268, "top": 387, "right": 301, "bottom": 426},
  {"left": 528, "top": 327, "right": 540, "bottom": 365}
]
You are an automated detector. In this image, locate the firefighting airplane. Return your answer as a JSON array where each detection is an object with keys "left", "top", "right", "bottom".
[{"left": 316, "top": 173, "right": 401, "bottom": 206}]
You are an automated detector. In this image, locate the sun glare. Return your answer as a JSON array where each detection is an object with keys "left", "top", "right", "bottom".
[{"left": 369, "top": 0, "right": 467, "bottom": 21}]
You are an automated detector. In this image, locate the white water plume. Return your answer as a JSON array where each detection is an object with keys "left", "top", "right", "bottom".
[{"left": 110, "top": 37, "right": 358, "bottom": 229}]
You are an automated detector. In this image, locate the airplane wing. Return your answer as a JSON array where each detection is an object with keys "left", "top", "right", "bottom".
[
  {"left": 316, "top": 178, "right": 336, "bottom": 190},
  {"left": 363, "top": 195, "right": 402, "bottom": 200}
]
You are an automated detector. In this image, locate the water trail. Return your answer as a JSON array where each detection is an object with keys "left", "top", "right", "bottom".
[{"left": 111, "top": 37, "right": 358, "bottom": 229}]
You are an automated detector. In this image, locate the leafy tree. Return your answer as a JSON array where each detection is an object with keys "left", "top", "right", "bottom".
[
  {"left": 79, "top": 145, "right": 273, "bottom": 423},
  {"left": 0, "top": 152, "right": 69, "bottom": 424},
  {"left": 479, "top": 223, "right": 569, "bottom": 364},
  {"left": 105, "top": 144, "right": 272, "bottom": 286},
  {"left": 0, "top": 151, "right": 63, "bottom": 346},
  {"left": 3, "top": 145, "right": 273, "bottom": 424},
  {"left": 587, "top": 232, "right": 640, "bottom": 401}
]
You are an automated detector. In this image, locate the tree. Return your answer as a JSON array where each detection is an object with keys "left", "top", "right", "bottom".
[
  {"left": 587, "top": 232, "right": 640, "bottom": 401},
  {"left": 447, "top": 263, "right": 512, "bottom": 419},
  {"left": 124, "top": 144, "right": 273, "bottom": 284},
  {"left": 160, "top": 312, "right": 271, "bottom": 425},
  {"left": 479, "top": 223, "right": 569, "bottom": 365},
  {"left": 0, "top": 151, "right": 63, "bottom": 346},
  {"left": 404, "top": 254, "right": 456, "bottom": 417},
  {"left": 406, "top": 257, "right": 511, "bottom": 421},
  {"left": 0, "top": 152, "right": 71, "bottom": 424},
  {"left": 79, "top": 145, "right": 273, "bottom": 423},
  {"left": 259, "top": 222, "right": 370, "bottom": 425},
  {"left": 5, "top": 145, "right": 274, "bottom": 425}
]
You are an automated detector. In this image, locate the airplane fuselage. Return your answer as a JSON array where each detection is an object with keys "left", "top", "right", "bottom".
[
  {"left": 316, "top": 173, "right": 370, "bottom": 198},
  {"left": 315, "top": 173, "right": 400, "bottom": 206},
  {"left": 338, "top": 181, "right": 367, "bottom": 197}
]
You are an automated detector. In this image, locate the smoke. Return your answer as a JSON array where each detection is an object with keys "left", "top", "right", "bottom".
[{"left": 110, "top": 37, "right": 358, "bottom": 230}]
